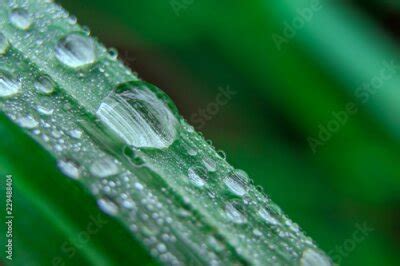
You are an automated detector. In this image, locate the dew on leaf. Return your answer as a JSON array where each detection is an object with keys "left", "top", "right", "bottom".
[
  {"left": 202, "top": 157, "right": 217, "bottom": 172},
  {"left": 34, "top": 75, "right": 55, "bottom": 95},
  {"left": 55, "top": 33, "right": 96, "bottom": 68},
  {"left": 97, "top": 82, "right": 178, "bottom": 149},
  {"left": 224, "top": 169, "right": 249, "bottom": 197},
  {"left": 97, "top": 197, "right": 119, "bottom": 216},
  {"left": 68, "top": 129, "right": 82, "bottom": 139},
  {"left": 10, "top": 8, "right": 32, "bottom": 30},
  {"left": 0, "top": 70, "right": 21, "bottom": 97},
  {"left": 187, "top": 167, "right": 207, "bottom": 187},
  {"left": 58, "top": 159, "right": 80, "bottom": 179},
  {"left": 36, "top": 105, "right": 54, "bottom": 116},
  {"left": 224, "top": 201, "right": 247, "bottom": 224},
  {"left": 17, "top": 116, "right": 38, "bottom": 129},
  {"left": 0, "top": 32, "right": 10, "bottom": 55},
  {"left": 258, "top": 208, "right": 279, "bottom": 225},
  {"left": 90, "top": 157, "right": 119, "bottom": 178},
  {"left": 300, "top": 249, "right": 331, "bottom": 266}
]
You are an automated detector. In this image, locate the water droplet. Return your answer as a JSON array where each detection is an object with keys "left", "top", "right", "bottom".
[
  {"left": 123, "top": 146, "right": 145, "bottom": 166},
  {"left": 97, "top": 197, "right": 119, "bottom": 216},
  {"left": 202, "top": 157, "right": 217, "bottom": 172},
  {"left": 0, "top": 70, "right": 20, "bottom": 97},
  {"left": 187, "top": 167, "right": 207, "bottom": 187},
  {"left": 17, "top": 116, "right": 38, "bottom": 129},
  {"left": 258, "top": 208, "right": 278, "bottom": 225},
  {"left": 300, "top": 249, "right": 331, "bottom": 266},
  {"left": 253, "top": 228, "right": 263, "bottom": 237},
  {"left": 36, "top": 105, "right": 54, "bottom": 116},
  {"left": 69, "top": 129, "right": 82, "bottom": 139},
  {"left": 90, "top": 157, "right": 119, "bottom": 178},
  {"left": 207, "top": 236, "right": 224, "bottom": 252},
  {"left": 217, "top": 150, "right": 226, "bottom": 160},
  {"left": 224, "top": 201, "right": 247, "bottom": 224},
  {"left": 34, "top": 75, "right": 55, "bottom": 95},
  {"left": 187, "top": 148, "right": 197, "bottom": 156},
  {"left": 67, "top": 15, "right": 77, "bottom": 25},
  {"left": 224, "top": 169, "right": 249, "bottom": 196},
  {"left": 10, "top": 8, "right": 32, "bottom": 30},
  {"left": 97, "top": 81, "right": 178, "bottom": 149},
  {"left": 108, "top": 48, "right": 118, "bottom": 60},
  {"left": 121, "top": 199, "right": 135, "bottom": 209},
  {"left": 55, "top": 33, "right": 96, "bottom": 68},
  {"left": 0, "top": 33, "right": 10, "bottom": 55},
  {"left": 58, "top": 159, "right": 80, "bottom": 179},
  {"left": 156, "top": 243, "right": 167, "bottom": 253}
]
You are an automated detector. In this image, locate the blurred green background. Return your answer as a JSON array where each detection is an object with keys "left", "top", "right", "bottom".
[{"left": 56, "top": 0, "right": 399, "bottom": 265}]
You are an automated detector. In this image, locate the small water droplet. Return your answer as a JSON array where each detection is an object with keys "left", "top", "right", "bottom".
[
  {"left": 207, "top": 236, "right": 225, "bottom": 252},
  {"left": 90, "top": 157, "right": 119, "bottom": 178},
  {"left": 187, "top": 167, "right": 207, "bottom": 187},
  {"left": 253, "top": 228, "right": 263, "bottom": 237},
  {"left": 0, "top": 33, "right": 10, "bottom": 55},
  {"left": 157, "top": 243, "right": 167, "bottom": 253},
  {"left": 224, "top": 169, "right": 249, "bottom": 196},
  {"left": 10, "top": 8, "right": 32, "bottom": 30},
  {"left": 258, "top": 208, "right": 278, "bottom": 225},
  {"left": 58, "top": 159, "right": 80, "bottom": 179},
  {"left": 34, "top": 75, "right": 55, "bottom": 95},
  {"left": 121, "top": 199, "right": 135, "bottom": 209},
  {"left": 300, "top": 249, "right": 331, "bottom": 266},
  {"left": 224, "top": 201, "right": 247, "bottom": 224},
  {"left": 0, "top": 70, "right": 20, "bottom": 97},
  {"left": 67, "top": 15, "right": 77, "bottom": 25},
  {"left": 108, "top": 48, "right": 118, "bottom": 60},
  {"left": 187, "top": 148, "right": 197, "bottom": 156},
  {"left": 123, "top": 146, "right": 145, "bottom": 166},
  {"left": 202, "top": 157, "right": 217, "bottom": 172},
  {"left": 51, "top": 129, "right": 62, "bottom": 138},
  {"left": 55, "top": 33, "right": 96, "bottom": 68},
  {"left": 36, "top": 105, "right": 54, "bottom": 116},
  {"left": 217, "top": 150, "right": 226, "bottom": 160},
  {"left": 17, "top": 116, "right": 38, "bottom": 129},
  {"left": 69, "top": 129, "right": 82, "bottom": 139},
  {"left": 97, "top": 197, "right": 119, "bottom": 216},
  {"left": 97, "top": 81, "right": 178, "bottom": 149}
]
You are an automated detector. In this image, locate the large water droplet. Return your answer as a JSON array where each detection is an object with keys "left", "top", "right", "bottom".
[
  {"left": 97, "top": 197, "right": 119, "bottom": 216},
  {"left": 300, "top": 249, "right": 331, "bottom": 266},
  {"left": 224, "top": 201, "right": 247, "bottom": 224},
  {"left": 34, "top": 75, "right": 55, "bottom": 95},
  {"left": 258, "top": 208, "right": 279, "bottom": 225},
  {"left": 55, "top": 33, "right": 96, "bottom": 68},
  {"left": 17, "top": 116, "right": 38, "bottom": 129},
  {"left": 58, "top": 159, "right": 80, "bottom": 179},
  {"left": 90, "top": 157, "right": 119, "bottom": 178},
  {"left": 0, "top": 33, "right": 10, "bottom": 55},
  {"left": 96, "top": 82, "right": 178, "bottom": 149},
  {"left": 224, "top": 169, "right": 249, "bottom": 196},
  {"left": 187, "top": 167, "right": 207, "bottom": 187},
  {"left": 10, "top": 8, "right": 32, "bottom": 30},
  {"left": 0, "top": 70, "right": 20, "bottom": 97}
]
